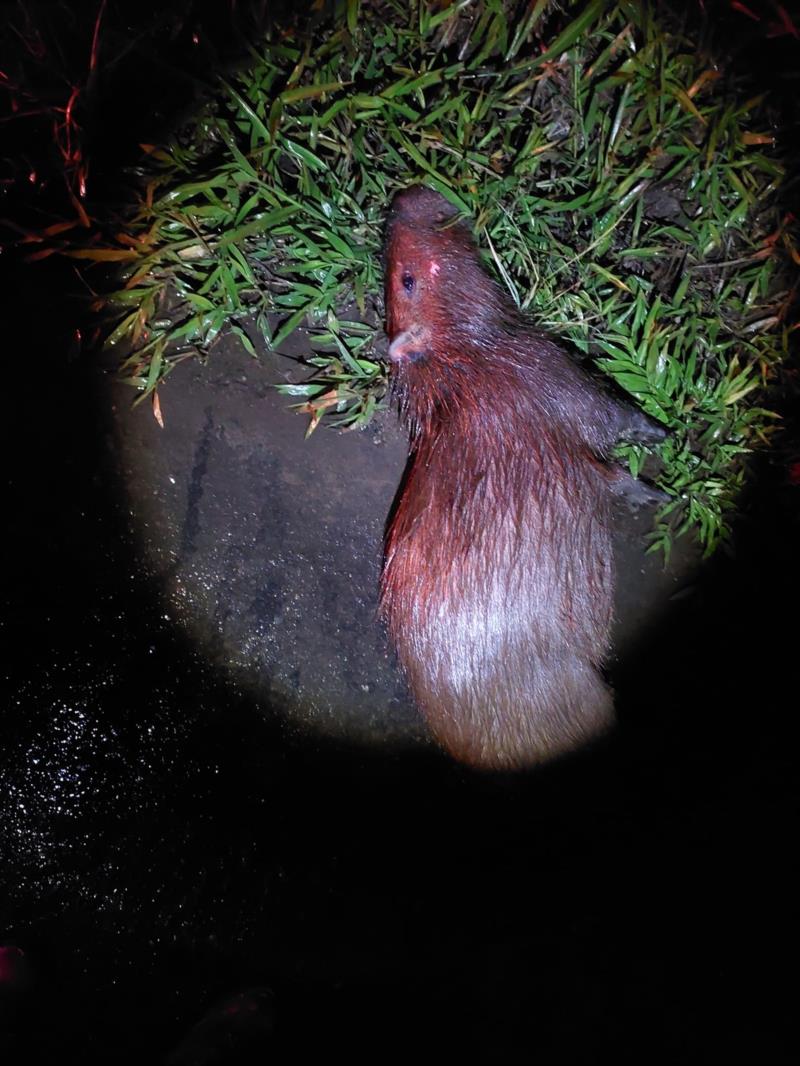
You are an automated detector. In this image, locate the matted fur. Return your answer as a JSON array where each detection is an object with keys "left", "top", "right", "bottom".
[{"left": 381, "top": 186, "right": 650, "bottom": 770}]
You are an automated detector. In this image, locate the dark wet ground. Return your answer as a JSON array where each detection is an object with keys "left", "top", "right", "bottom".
[
  {"left": 2, "top": 255, "right": 798, "bottom": 1065},
  {"left": 109, "top": 332, "right": 419, "bottom": 750}
]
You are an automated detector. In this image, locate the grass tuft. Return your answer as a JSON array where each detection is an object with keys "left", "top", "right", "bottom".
[{"left": 38, "top": 1, "right": 799, "bottom": 554}]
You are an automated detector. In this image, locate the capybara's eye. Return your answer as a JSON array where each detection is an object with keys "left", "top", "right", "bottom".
[{"left": 401, "top": 272, "right": 415, "bottom": 293}]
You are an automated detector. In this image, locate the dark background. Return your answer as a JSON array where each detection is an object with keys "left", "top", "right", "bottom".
[{"left": 1, "top": 3, "right": 798, "bottom": 1062}]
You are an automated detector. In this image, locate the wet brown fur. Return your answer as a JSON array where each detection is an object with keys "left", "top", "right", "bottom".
[{"left": 380, "top": 186, "right": 660, "bottom": 770}]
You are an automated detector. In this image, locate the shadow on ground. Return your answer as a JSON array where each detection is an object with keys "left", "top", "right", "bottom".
[{"left": 2, "top": 255, "right": 797, "bottom": 1064}]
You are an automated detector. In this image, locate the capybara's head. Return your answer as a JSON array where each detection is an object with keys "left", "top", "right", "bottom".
[{"left": 384, "top": 186, "right": 477, "bottom": 360}]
